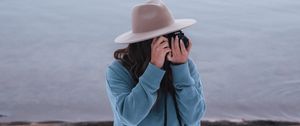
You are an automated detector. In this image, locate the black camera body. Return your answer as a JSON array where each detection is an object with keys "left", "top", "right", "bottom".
[{"left": 164, "top": 30, "right": 189, "bottom": 49}]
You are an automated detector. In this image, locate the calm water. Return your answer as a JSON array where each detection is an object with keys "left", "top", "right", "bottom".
[{"left": 1, "top": 0, "right": 300, "bottom": 122}]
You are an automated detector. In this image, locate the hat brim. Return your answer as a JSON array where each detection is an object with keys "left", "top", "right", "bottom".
[{"left": 114, "top": 19, "right": 196, "bottom": 44}]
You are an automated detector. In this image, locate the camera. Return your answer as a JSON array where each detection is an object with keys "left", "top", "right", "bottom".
[
  {"left": 164, "top": 30, "right": 189, "bottom": 49},
  {"left": 162, "top": 30, "right": 189, "bottom": 69}
]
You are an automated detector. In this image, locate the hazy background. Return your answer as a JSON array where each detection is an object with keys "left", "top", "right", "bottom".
[{"left": 1, "top": 0, "right": 300, "bottom": 122}]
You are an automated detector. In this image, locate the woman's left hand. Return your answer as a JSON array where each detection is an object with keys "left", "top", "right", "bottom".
[{"left": 167, "top": 35, "right": 192, "bottom": 64}]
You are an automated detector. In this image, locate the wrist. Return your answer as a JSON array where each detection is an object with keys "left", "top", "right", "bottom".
[
  {"left": 171, "top": 62, "right": 183, "bottom": 65},
  {"left": 150, "top": 60, "right": 162, "bottom": 68},
  {"left": 171, "top": 61, "right": 186, "bottom": 65}
]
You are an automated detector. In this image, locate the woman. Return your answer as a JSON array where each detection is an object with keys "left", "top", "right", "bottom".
[{"left": 105, "top": 0, "right": 205, "bottom": 125}]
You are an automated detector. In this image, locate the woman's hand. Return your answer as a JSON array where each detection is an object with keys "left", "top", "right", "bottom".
[
  {"left": 150, "top": 36, "right": 172, "bottom": 68},
  {"left": 167, "top": 36, "right": 192, "bottom": 64}
]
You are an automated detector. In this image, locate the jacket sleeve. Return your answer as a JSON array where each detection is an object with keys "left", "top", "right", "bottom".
[
  {"left": 105, "top": 62, "right": 165, "bottom": 125},
  {"left": 170, "top": 58, "right": 206, "bottom": 125}
]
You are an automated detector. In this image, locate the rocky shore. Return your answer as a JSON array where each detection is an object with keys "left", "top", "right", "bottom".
[{"left": 0, "top": 120, "right": 299, "bottom": 126}]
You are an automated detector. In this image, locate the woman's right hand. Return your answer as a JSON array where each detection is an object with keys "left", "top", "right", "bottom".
[{"left": 150, "top": 36, "right": 171, "bottom": 68}]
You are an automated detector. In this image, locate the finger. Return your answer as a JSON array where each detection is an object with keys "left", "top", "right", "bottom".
[
  {"left": 151, "top": 37, "right": 158, "bottom": 48},
  {"left": 167, "top": 52, "right": 173, "bottom": 62},
  {"left": 171, "top": 37, "right": 175, "bottom": 51},
  {"left": 174, "top": 36, "right": 180, "bottom": 55},
  {"left": 174, "top": 35, "right": 179, "bottom": 49},
  {"left": 163, "top": 48, "right": 172, "bottom": 55},
  {"left": 161, "top": 48, "right": 171, "bottom": 59},
  {"left": 153, "top": 36, "right": 163, "bottom": 48},
  {"left": 159, "top": 42, "right": 170, "bottom": 49},
  {"left": 171, "top": 37, "right": 175, "bottom": 56},
  {"left": 153, "top": 37, "right": 158, "bottom": 43},
  {"left": 153, "top": 36, "right": 168, "bottom": 49},
  {"left": 157, "top": 36, "right": 168, "bottom": 45},
  {"left": 180, "top": 40, "right": 187, "bottom": 55}
]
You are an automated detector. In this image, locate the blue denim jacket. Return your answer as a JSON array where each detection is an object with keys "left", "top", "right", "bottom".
[{"left": 105, "top": 58, "right": 206, "bottom": 126}]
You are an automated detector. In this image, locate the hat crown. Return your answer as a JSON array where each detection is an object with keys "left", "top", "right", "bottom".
[{"left": 132, "top": 0, "right": 174, "bottom": 33}]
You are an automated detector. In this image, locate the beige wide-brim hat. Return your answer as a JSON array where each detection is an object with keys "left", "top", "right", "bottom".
[{"left": 114, "top": 0, "right": 196, "bottom": 44}]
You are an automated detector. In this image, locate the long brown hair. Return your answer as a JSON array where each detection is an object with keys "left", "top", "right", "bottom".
[{"left": 113, "top": 38, "right": 175, "bottom": 101}]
